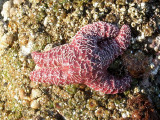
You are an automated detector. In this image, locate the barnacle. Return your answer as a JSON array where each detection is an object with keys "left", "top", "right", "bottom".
[
  {"left": 86, "top": 99, "right": 97, "bottom": 110},
  {"left": 142, "top": 24, "right": 154, "bottom": 37}
]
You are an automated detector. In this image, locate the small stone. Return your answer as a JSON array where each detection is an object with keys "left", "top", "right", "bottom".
[
  {"left": 29, "top": 0, "right": 41, "bottom": 4},
  {"left": 30, "top": 88, "right": 42, "bottom": 100},
  {"left": 20, "top": 41, "right": 33, "bottom": 56},
  {"left": 13, "top": 0, "right": 25, "bottom": 5},
  {"left": 19, "top": 88, "right": 31, "bottom": 101},
  {"left": 43, "top": 16, "right": 49, "bottom": 27},
  {"left": 9, "top": 7, "right": 17, "bottom": 17},
  {"left": 0, "top": 32, "right": 14, "bottom": 51},
  {"left": 30, "top": 81, "right": 39, "bottom": 88},
  {"left": 19, "top": 88, "right": 25, "bottom": 100},
  {"left": 0, "top": 21, "right": 4, "bottom": 37},
  {"left": 30, "top": 100, "right": 40, "bottom": 109},
  {"left": 43, "top": 44, "right": 53, "bottom": 52},
  {"left": 1, "top": 1, "right": 12, "bottom": 21},
  {"left": 93, "top": 13, "right": 99, "bottom": 20}
]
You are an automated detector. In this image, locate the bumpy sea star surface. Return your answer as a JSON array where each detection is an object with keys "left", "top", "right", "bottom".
[{"left": 30, "top": 21, "right": 132, "bottom": 94}]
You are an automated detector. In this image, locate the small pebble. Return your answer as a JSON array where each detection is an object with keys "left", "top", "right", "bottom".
[
  {"left": 13, "top": 0, "right": 25, "bottom": 5},
  {"left": 30, "top": 81, "right": 39, "bottom": 88},
  {"left": 30, "top": 100, "right": 40, "bottom": 109},
  {"left": 30, "top": 88, "right": 42, "bottom": 100},
  {"left": 1, "top": 1, "right": 12, "bottom": 21}
]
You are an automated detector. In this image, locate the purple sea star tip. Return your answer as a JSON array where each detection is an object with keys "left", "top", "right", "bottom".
[{"left": 30, "top": 21, "right": 132, "bottom": 94}]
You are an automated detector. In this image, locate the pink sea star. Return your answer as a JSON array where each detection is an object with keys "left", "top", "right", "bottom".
[{"left": 30, "top": 21, "right": 132, "bottom": 94}]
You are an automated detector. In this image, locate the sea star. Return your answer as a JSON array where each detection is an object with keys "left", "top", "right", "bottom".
[{"left": 30, "top": 21, "right": 132, "bottom": 94}]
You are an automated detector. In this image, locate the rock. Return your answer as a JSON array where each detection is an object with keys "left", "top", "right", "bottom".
[
  {"left": 1, "top": 1, "right": 12, "bottom": 21},
  {"left": 0, "top": 32, "right": 14, "bottom": 55},
  {"left": 30, "top": 88, "right": 42, "bottom": 100},
  {"left": 30, "top": 100, "right": 40, "bottom": 109},
  {"left": 13, "top": 0, "right": 24, "bottom": 5}
]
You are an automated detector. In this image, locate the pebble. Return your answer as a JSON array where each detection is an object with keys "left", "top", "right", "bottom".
[
  {"left": 19, "top": 89, "right": 25, "bottom": 100},
  {"left": 30, "top": 81, "right": 39, "bottom": 88},
  {"left": 20, "top": 41, "right": 33, "bottom": 56},
  {"left": 30, "top": 88, "right": 42, "bottom": 100},
  {"left": 43, "top": 44, "right": 53, "bottom": 51},
  {"left": 0, "top": 32, "right": 14, "bottom": 55},
  {"left": 1, "top": 1, "right": 12, "bottom": 21},
  {"left": 13, "top": 0, "right": 24, "bottom": 5},
  {"left": 30, "top": 99, "right": 40, "bottom": 109},
  {"left": 19, "top": 88, "right": 31, "bottom": 101}
]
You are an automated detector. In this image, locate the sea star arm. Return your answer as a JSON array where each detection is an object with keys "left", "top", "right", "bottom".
[
  {"left": 30, "top": 66, "right": 82, "bottom": 85},
  {"left": 71, "top": 22, "right": 131, "bottom": 68},
  {"left": 99, "top": 24, "right": 131, "bottom": 67},
  {"left": 31, "top": 44, "right": 72, "bottom": 68},
  {"left": 72, "top": 21, "right": 119, "bottom": 44},
  {"left": 85, "top": 72, "right": 132, "bottom": 94},
  {"left": 31, "top": 21, "right": 117, "bottom": 68},
  {"left": 115, "top": 25, "right": 131, "bottom": 54}
]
